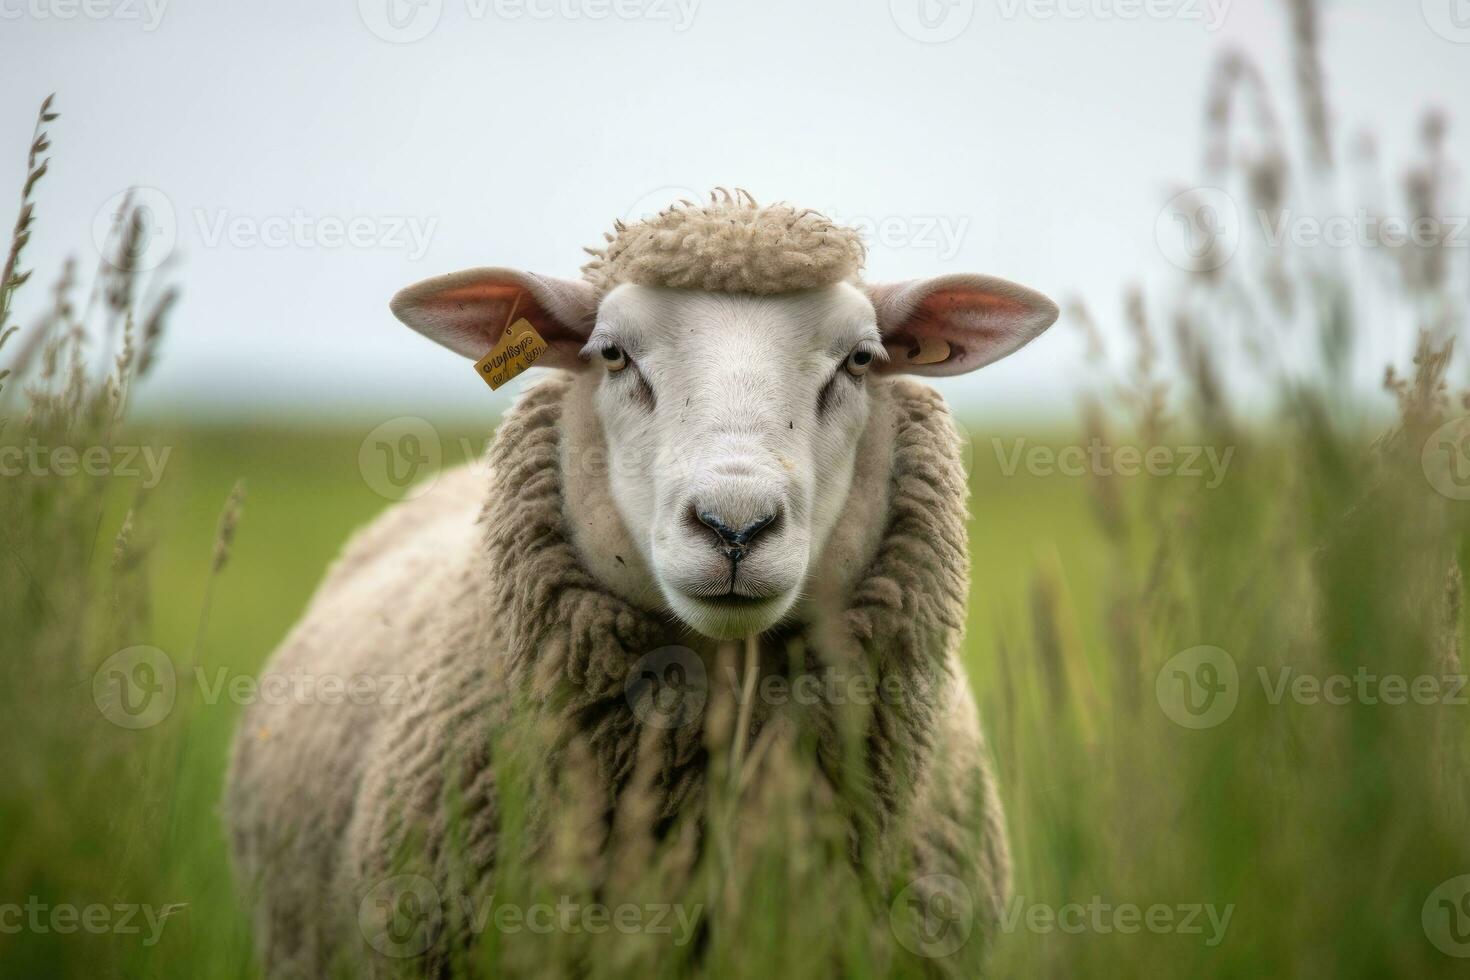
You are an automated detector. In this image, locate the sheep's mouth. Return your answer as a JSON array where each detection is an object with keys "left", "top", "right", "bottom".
[
  {"left": 664, "top": 583, "right": 798, "bottom": 640},
  {"left": 699, "top": 592, "right": 773, "bottom": 608},
  {"left": 678, "top": 589, "right": 780, "bottom": 608}
]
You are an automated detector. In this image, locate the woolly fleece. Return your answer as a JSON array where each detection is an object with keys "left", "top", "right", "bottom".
[
  {"left": 580, "top": 189, "right": 867, "bottom": 296},
  {"left": 226, "top": 373, "right": 1008, "bottom": 978}
]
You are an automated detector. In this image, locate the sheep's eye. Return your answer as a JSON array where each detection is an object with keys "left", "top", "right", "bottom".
[
  {"left": 844, "top": 348, "right": 874, "bottom": 378},
  {"left": 600, "top": 345, "right": 628, "bottom": 372}
]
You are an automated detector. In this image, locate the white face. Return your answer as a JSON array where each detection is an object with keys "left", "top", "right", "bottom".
[
  {"left": 392, "top": 260, "right": 1058, "bottom": 642},
  {"left": 584, "top": 283, "right": 884, "bottom": 639}
]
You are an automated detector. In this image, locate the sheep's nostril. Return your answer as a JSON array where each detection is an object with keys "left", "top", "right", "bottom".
[{"left": 695, "top": 510, "right": 779, "bottom": 561}]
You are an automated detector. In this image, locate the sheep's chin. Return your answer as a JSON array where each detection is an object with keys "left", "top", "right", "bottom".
[{"left": 662, "top": 590, "right": 796, "bottom": 641}]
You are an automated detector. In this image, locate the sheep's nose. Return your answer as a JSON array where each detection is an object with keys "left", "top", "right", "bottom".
[{"left": 693, "top": 508, "right": 779, "bottom": 562}]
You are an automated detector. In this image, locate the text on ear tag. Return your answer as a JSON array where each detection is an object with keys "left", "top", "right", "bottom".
[
  {"left": 907, "top": 335, "right": 951, "bottom": 366},
  {"left": 474, "top": 318, "right": 549, "bottom": 391}
]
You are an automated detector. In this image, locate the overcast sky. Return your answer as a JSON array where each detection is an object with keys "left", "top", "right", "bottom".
[{"left": 2, "top": 0, "right": 1467, "bottom": 423}]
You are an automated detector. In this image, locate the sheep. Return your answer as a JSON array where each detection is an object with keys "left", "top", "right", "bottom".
[{"left": 225, "top": 190, "right": 1058, "bottom": 977}]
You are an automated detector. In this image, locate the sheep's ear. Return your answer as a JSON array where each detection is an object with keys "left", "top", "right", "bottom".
[
  {"left": 867, "top": 274, "right": 1058, "bottom": 376},
  {"left": 390, "top": 267, "right": 597, "bottom": 371}
]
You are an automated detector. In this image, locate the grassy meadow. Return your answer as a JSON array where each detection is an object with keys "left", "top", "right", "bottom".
[
  {"left": 7, "top": 409, "right": 1469, "bottom": 978},
  {"left": 0, "top": 411, "right": 1140, "bottom": 977},
  {"left": 2, "top": 409, "right": 1120, "bottom": 977}
]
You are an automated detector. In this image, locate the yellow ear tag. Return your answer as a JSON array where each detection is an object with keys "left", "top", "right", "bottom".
[
  {"left": 474, "top": 318, "right": 549, "bottom": 391},
  {"left": 907, "top": 335, "right": 951, "bottom": 366}
]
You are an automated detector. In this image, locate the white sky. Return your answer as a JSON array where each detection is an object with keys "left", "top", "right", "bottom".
[{"left": 2, "top": 0, "right": 1467, "bottom": 423}]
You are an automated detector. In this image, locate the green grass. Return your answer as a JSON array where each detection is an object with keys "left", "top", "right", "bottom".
[
  {"left": 17, "top": 414, "right": 1468, "bottom": 978},
  {"left": 0, "top": 413, "right": 1136, "bottom": 978}
]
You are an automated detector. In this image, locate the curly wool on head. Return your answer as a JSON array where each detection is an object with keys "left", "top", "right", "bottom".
[{"left": 580, "top": 188, "right": 867, "bottom": 296}]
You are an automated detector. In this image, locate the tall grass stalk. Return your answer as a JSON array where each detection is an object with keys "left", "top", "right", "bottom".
[{"left": 0, "top": 97, "right": 252, "bottom": 978}]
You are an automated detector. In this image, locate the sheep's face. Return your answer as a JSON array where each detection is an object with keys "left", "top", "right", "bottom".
[
  {"left": 391, "top": 265, "right": 1058, "bottom": 641},
  {"left": 585, "top": 283, "right": 879, "bottom": 639}
]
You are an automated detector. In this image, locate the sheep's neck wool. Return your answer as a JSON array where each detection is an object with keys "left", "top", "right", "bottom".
[
  {"left": 477, "top": 371, "right": 980, "bottom": 876},
  {"left": 580, "top": 188, "right": 867, "bottom": 297}
]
